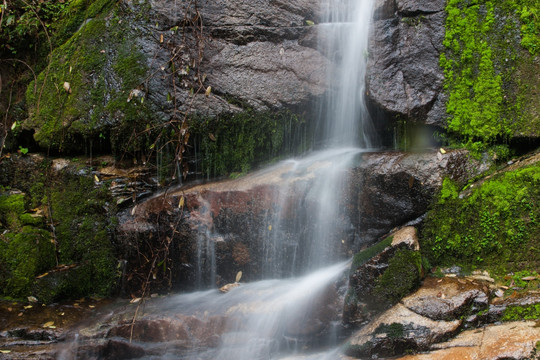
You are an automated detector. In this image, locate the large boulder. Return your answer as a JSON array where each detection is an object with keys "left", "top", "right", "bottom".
[
  {"left": 366, "top": 0, "right": 447, "bottom": 126},
  {"left": 23, "top": 0, "right": 329, "bottom": 153}
]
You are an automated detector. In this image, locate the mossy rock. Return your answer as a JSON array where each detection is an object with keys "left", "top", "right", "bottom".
[
  {"left": 441, "top": 0, "right": 540, "bottom": 149},
  {"left": 345, "top": 235, "right": 423, "bottom": 324},
  {"left": 421, "top": 157, "right": 540, "bottom": 276},
  {"left": 0, "top": 163, "right": 119, "bottom": 303},
  {"left": 24, "top": 1, "right": 154, "bottom": 154},
  {"left": 0, "top": 226, "right": 56, "bottom": 299}
]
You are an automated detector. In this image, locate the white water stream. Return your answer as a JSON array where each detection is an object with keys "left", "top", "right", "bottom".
[{"left": 62, "top": 0, "right": 376, "bottom": 358}]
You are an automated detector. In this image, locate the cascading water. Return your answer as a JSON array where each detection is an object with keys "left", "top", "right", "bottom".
[{"left": 61, "top": 0, "right": 376, "bottom": 359}]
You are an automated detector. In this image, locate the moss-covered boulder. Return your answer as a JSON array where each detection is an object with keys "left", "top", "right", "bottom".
[
  {"left": 344, "top": 227, "right": 424, "bottom": 325},
  {"left": 0, "top": 156, "right": 119, "bottom": 303},
  {"left": 24, "top": 0, "right": 153, "bottom": 154},
  {"left": 421, "top": 151, "right": 540, "bottom": 275}
]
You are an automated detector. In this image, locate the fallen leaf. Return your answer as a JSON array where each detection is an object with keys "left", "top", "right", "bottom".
[
  {"left": 205, "top": 86, "right": 211, "bottom": 97},
  {"left": 43, "top": 321, "right": 54, "bottom": 328},
  {"left": 0, "top": 350, "right": 11, "bottom": 354},
  {"left": 235, "top": 271, "right": 243, "bottom": 283},
  {"left": 305, "top": 20, "right": 315, "bottom": 26},
  {"left": 268, "top": 225, "right": 272, "bottom": 231},
  {"left": 36, "top": 272, "right": 49, "bottom": 279},
  {"left": 160, "top": 33, "right": 164, "bottom": 43},
  {"left": 521, "top": 276, "right": 537, "bottom": 281},
  {"left": 28, "top": 296, "right": 38, "bottom": 303},
  {"left": 63, "top": 81, "right": 71, "bottom": 94},
  {"left": 178, "top": 196, "right": 185, "bottom": 208},
  {"left": 130, "top": 297, "right": 141, "bottom": 304},
  {"left": 440, "top": 148, "right": 447, "bottom": 154},
  {"left": 89, "top": 305, "right": 95, "bottom": 308},
  {"left": 94, "top": 174, "right": 100, "bottom": 183},
  {"left": 208, "top": 133, "right": 216, "bottom": 141},
  {"left": 24, "top": 305, "right": 33, "bottom": 309}
]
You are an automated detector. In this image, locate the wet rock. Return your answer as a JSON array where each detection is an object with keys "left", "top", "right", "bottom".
[
  {"left": 344, "top": 227, "right": 423, "bottom": 325},
  {"left": 350, "top": 150, "right": 489, "bottom": 242},
  {"left": 72, "top": 338, "right": 145, "bottom": 360},
  {"left": 345, "top": 303, "right": 461, "bottom": 358},
  {"left": 366, "top": 0, "right": 446, "bottom": 127},
  {"left": 401, "top": 277, "right": 489, "bottom": 321},
  {"left": 396, "top": 321, "right": 540, "bottom": 360}
]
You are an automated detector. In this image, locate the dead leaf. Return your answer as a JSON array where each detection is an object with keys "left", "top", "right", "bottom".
[
  {"left": 28, "top": 296, "right": 38, "bottom": 303},
  {"left": 160, "top": 33, "right": 164, "bottom": 43},
  {"left": 439, "top": 148, "right": 447, "bottom": 154},
  {"left": 36, "top": 272, "right": 49, "bottom": 279},
  {"left": 0, "top": 350, "right": 11, "bottom": 354},
  {"left": 63, "top": 82, "right": 71, "bottom": 94},
  {"left": 521, "top": 276, "right": 537, "bottom": 281},
  {"left": 235, "top": 271, "right": 242, "bottom": 283},
  {"left": 43, "top": 321, "right": 54, "bottom": 328},
  {"left": 208, "top": 133, "right": 216, "bottom": 141},
  {"left": 178, "top": 196, "right": 185, "bottom": 208},
  {"left": 130, "top": 297, "right": 142, "bottom": 304},
  {"left": 205, "top": 86, "right": 212, "bottom": 97}
]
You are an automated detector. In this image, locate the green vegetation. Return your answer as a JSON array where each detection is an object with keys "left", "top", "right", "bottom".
[
  {"left": 351, "top": 235, "right": 393, "bottom": 271},
  {"left": 501, "top": 303, "right": 540, "bottom": 321},
  {"left": 421, "top": 163, "right": 539, "bottom": 274},
  {"left": 0, "top": 166, "right": 118, "bottom": 303},
  {"left": 24, "top": 2, "right": 152, "bottom": 154},
  {"left": 374, "top": 322, "right": 405, "bottom": 339},
  {"left": 440, "top": 0, "right": 540, "bottom": 152},
  {"left": 190, "top": 110, "right": 308, "bottom": 177},
  {"left": 371, "top": 249, "right": 423, "bottom": 308}
]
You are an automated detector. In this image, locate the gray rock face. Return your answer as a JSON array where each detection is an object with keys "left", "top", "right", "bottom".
[
  {"left": 144, "top": 0, "right": 329, "bottom": 117},
  {"left": 366, "top": 0, "right": 447, "bottom": 127},
  {"left": 346, "top": 303, "right": 461, "bottom": 358}
]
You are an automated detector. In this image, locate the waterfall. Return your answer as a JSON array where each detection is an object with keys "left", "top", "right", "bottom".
[
  {"left": 61, "top": 1, "right": 377, "bottom": 359},
  {"left": 318, "top": 0, "right": 376, "bottom": 148}
]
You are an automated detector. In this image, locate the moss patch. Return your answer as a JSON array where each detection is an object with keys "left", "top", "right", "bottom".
[
  {"left": 24, "top": 2, "right": 153, "bottom": 154},
  {"left": 421, "top": 162, "right": 539, "bottom": 274},
  {"left": 0, "top": 165, "right": 119, "bottom": 303},
  {"left": 190, "top": 109, "right": 308, "bottom": 178},
  {"left": 501, "top": 303, "right": 540, "bottom": 321},
  {"left": 371, "top": 249, "right": 423, "bottom": 308},
  {"left": 440, "top": 0, "right": 540, "bottom": 149}
]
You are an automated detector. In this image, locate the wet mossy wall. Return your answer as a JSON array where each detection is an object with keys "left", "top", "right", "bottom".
[
  {"left": 24, "top": 0, "right": 153, "bottom": 154},
  {"left": 190, "top": 109, "right": 309, "bottom": 178},
  {"left": 421, "top": 161, "right": 539, "bottom": 274},
  {"left": 440, "top": 0, "right": 540, "bottom": 150},
  {"left": 0, "top": 159, "right": 118, "bottom": 303}
]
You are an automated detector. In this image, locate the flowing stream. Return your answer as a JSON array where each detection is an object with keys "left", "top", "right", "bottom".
[{"left": 61, "top": 0, "right": 376, "bottom": 358}]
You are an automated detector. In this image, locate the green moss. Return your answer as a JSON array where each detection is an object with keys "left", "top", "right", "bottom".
[
  {"left": 371, "top": 249, "right": 423, "bottom": 307},
  {"left": 190, "top": 109, "right": 308, "bottom": 177},
  {"left": 441, "top": 0, "right": 540, "bottom": 147},
  {"left": 0, "top": 226, "right": 56, "bottom": 299},
  {"left": 0, "top": 167, "right": 119, "bottom": 302},
  {"left": 501, "top": 303, "right": 540, "bottom": 321},
  {"left": 374, "top": 322, "right": 405, "bottom": 339},
  {"left": 47, "top": 175, "right": 118, "bottom": 299},
  {"left": 24, "top": 2, "right": 152, "bottom": 154},
  {"left": 351, "top": 236, "right": 394, "bottom": 271},
  {"left": 421, "top": 163, "right": 540, "bottom": 274},
  {"left": 0, "top": 193, "right": 26, "bottom": 229}
]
